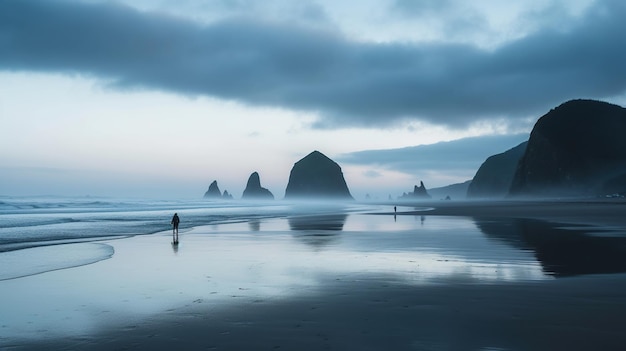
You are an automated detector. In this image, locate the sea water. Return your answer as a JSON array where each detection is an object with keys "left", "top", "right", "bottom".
[
  {"left": 0, "top": 196, "right": 302, "bottom": 252},
  {"left": 0, "top": 196, "right": 376, "bottom": 280},
  {"left": 0, "top": 196, "right": 280, "bottom": 280}
]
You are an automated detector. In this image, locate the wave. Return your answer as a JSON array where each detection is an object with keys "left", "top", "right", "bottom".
[
  {"left": 0, "top": 197, "right": 374, "bottom": 253},
  {"left": 0, "top": 217, "right": 80, "bottom": 229},
  {"left": 0, "top": 242, "right": 115, "bottom": 281}
]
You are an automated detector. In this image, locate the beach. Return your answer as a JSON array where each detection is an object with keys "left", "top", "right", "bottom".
[{"left": 2, "top": 199, "right": 626, "bottom": 350}]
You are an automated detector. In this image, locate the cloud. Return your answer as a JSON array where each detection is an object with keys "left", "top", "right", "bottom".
[
  {"left": 336, "top": 133, "right": 529, "bottom": 176},
  {"left": 390, "top": 0, "right": 489, "bottom": 38},
  {"left": 362, "top": 170, "right": 383, "bottom": 178},
  {"left": 1, "top": 0, "right": 625, "bottom": 129},
  {"left": 391, "top": 0, "right": 457, "bottom": 15}
]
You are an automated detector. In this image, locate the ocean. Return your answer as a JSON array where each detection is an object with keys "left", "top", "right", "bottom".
[{"left": 0, "top": 196, "right": 375, "bottom": 252}]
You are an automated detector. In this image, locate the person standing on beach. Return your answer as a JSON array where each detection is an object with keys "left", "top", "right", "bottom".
[{"left": 171, "top": 213, "right": 180, "bottom": 243}]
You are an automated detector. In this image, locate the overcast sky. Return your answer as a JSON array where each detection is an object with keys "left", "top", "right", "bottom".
[{"left": 1, "top": 0, "right": 625, "bottom": 199}]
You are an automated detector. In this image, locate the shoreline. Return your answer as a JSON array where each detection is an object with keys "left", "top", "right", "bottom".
[
  {"left": 378, "top": 198, "right": 626, "bottom": 227},
  {"left": 3, "top": 200, "right": 626, "bottom": 350}
]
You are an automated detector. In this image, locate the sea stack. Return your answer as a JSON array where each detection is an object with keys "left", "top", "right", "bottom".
[
  {"left": 284, "top": 151, "right": 353, "bottom": 200},
  {"left": 203, "top": 180, "right": 222, "bottom": 199},
  {"left": 509, "top": 99, "right": 626, "bottom": 197},
  {"left": 242, "top": 172, "right": 274, "bottom": 200},
  {"left": 399, "top": 181, "right": 431, "bottom": 199}
]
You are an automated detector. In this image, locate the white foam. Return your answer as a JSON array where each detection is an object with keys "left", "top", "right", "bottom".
[{"left": 0, "top": 242, "right": 114, "bottom": 280}]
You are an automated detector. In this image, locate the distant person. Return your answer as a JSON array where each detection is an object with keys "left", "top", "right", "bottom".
[
  {"left": 394, "top": 206, "right": 397, "bottom": 213},
  {"left": 171, "top": 213, "right": 180, "bottom": 243}
]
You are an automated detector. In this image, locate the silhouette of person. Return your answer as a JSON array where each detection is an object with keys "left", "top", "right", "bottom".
[{"left": 171, "top": 213, "right": 180, "bottom": 243}]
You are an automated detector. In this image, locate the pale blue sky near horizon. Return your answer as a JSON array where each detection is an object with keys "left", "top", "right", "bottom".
[{"left": 2, "top": 0, "right": 626, "bottom": 199}]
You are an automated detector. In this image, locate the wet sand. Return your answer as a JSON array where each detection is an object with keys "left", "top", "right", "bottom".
[
  {"left": 2, "top": 200, "right": 626, "bottom": 351},
  {"left": 399, "top": 198, "right": 626, "bottom": 227},
  {"left": 17, "top": 274, "right": 626, "bottom": 351}
]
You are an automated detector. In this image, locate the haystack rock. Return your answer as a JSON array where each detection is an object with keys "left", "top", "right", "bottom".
[
  {"left": 284, "top": 151, "right": 353, "bottom": 200},
  {"left": 242, "top": 172, "right": 274, "bottom": 200},
  {"left": 510, "top": 99, "right": 626, "bottom": 197},
  {"left": 467, "top": 141, "right": 528, "bottom": 198},
  {"left": 203, "top": 180, "right": 222, "bottom": 199}
]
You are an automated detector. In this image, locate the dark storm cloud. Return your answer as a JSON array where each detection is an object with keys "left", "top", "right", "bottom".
[
  {"left": 336, "top": 134, "right": 529, "bottom": 175},
  {"left": 1, "top": 0, "right": 625, "bottom": 128}
]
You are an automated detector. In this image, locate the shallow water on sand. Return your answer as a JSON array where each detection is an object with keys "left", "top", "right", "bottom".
[{"left": 2, "top": 205, "right": 626, "bottom": 346}]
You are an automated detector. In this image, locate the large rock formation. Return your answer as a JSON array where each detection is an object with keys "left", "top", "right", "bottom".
[
  {"left": 399, "top": 181, "right": 431, "bottom": 199},
  {"left": 510, "top": 99, "right": 626, "bottom": 197},
  {"left": 284, "top": 151, "right": 353, "bottom": 200},
  {"left": 203, "top": 180, "right": 234, "bottom": 199},
  {"left": 203, "top": 180, "right": 222, "bottom": 199},
  {"left": 242, "top": 172, "right": 274, "bottom": 200},
  {"left": 467, "top": 141, "right": 528, "bottom": 198}
]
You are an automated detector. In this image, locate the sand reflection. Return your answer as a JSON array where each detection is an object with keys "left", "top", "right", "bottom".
[
  {"left": 288, "top": 214, "right": 347, "bottom": 249},
  {"left": 285, "top": 214, "right": 547, "bottom": 283},
  {"left": 475, "top": 217, "right": 626, "bottom": 277}
]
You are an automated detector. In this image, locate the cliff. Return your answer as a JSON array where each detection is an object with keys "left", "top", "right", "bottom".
[
  {"left": 509, "top": 99, "right": 626, "bottom": 197},
  {"left": 467, "top": 141, "right": 528, "bottom": 198}
]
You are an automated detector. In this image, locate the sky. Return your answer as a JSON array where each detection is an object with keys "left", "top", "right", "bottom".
[{"left": 1, "top": 0, "right": 626, "bottom": 200}]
